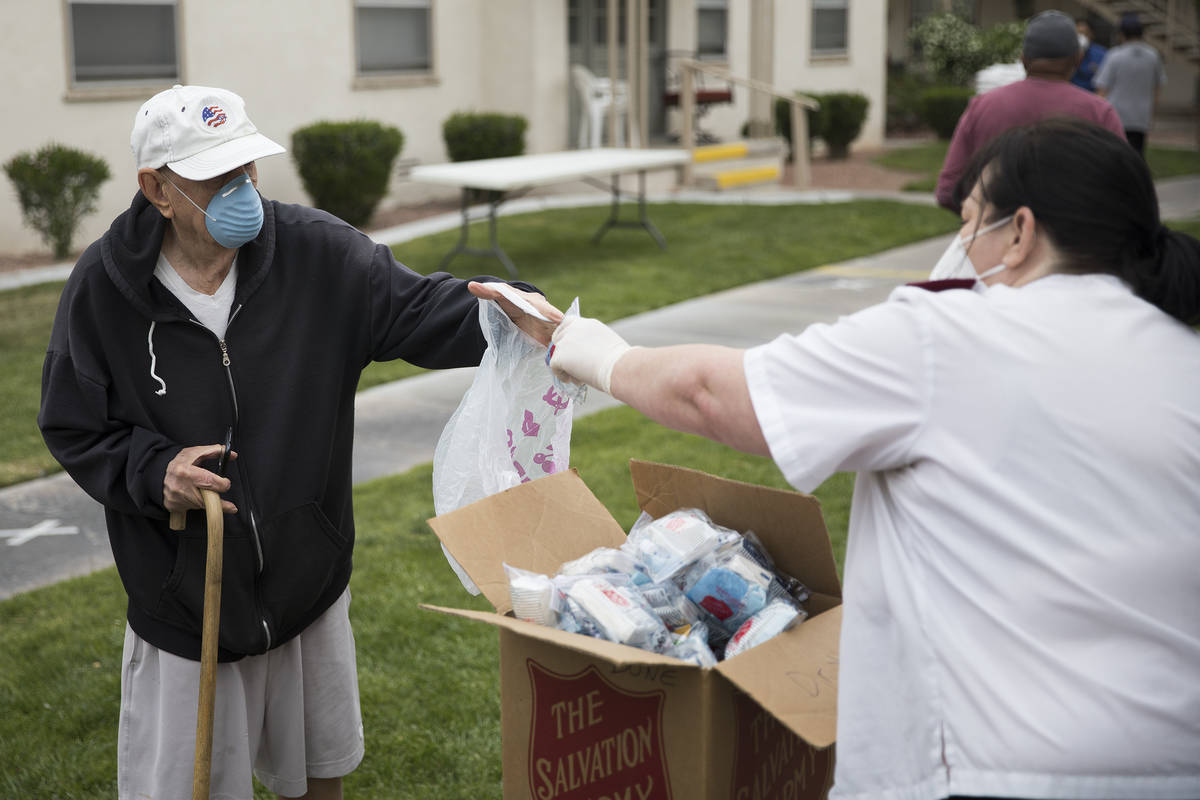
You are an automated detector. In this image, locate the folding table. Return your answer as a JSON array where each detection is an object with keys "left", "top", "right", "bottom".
[{"left": 408, "top": 147, "right": 689, "bottom": 276}]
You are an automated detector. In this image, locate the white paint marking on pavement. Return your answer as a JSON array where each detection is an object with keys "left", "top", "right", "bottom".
[
  {"left": 0, "top": 519, "right": 80, "bottom": 546},
  {"left": 830, "top": 278, "right": 877, "bottom": 291}
]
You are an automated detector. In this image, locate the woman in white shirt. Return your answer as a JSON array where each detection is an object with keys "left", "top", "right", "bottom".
[{"left": 474, "top": 119, "right": 1200, "bottom": 800}]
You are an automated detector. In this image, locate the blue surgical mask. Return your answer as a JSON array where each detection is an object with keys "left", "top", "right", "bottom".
[{"left": 166, "top": 172, "right": 264, "bottom": 249}]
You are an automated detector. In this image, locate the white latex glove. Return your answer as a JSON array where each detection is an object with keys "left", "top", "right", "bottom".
[{"left": 549, "top": 316, "right": 635, "bottom": 395}]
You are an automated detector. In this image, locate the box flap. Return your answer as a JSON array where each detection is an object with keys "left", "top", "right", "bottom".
[
  {"left": 421, "top": 604, "right": 689, "bottom": 668},
  {"left": 629, "top": 460, "right": 842, "bottom": 600},
  {"left": 427, "top": 470, "right": 628, "bottom": 613},
  {"left": 715, "top": 606, "right": 841, "bottom": 748}
]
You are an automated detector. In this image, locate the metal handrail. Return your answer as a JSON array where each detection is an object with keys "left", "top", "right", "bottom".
[{"left": 676, "top": 58, "right": 820, "bottom": 188}]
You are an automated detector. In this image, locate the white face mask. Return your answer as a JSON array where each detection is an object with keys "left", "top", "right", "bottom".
[{"left": 928, "top": 215, "right": 1014, "bottom": 283}]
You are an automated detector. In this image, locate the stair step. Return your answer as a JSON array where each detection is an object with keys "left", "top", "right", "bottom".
[
  {"left": 701, "top": 165, "right": 782, "bottom": 190},
  {"left": 693, "top": 138, "right": 787, "bottom": 164},
  {"left": 694, "top": 142, "right": 749, "bottom": 163}
]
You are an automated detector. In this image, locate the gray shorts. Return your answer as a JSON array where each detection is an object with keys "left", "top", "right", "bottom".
[{"left": 117, "top": 589, "right": 363, "bottom": 799}]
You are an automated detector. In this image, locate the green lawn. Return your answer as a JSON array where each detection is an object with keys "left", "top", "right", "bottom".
[
  {"left": 0, "top": 282, "right": 65, "bottom": 487},
  {"left": 0, "top": 200, "right": 959, "bottom": 488},
  {"left": 873, "top": 140, "right": 1200, "bottom": 192},
  {"left": 361, "top": 201, "right": 960, "bottom": 387},
  {"left": 0, "top": 405, "right": 854, "bottom": 799}
]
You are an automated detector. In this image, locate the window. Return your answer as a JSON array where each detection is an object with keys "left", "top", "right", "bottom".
[
  {"left": 697, "top": 0, "right": 727, "bottom": 59},
  {"left": 355, "top": 0, "right": 432, "bottom": 74},
  {"left": 811, "top": 0, "right": 848, "bottom": 56},
  {"left": 67, "top": 0, "right": 178, "bottom": 85}
]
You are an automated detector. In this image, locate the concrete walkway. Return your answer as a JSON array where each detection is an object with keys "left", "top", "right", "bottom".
[{"left": 2, "top": 178, "right": 1198, "bottom": 599}]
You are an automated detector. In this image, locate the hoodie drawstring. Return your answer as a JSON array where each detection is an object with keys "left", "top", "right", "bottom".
[{"left": 148, "top": 321, "right": 167, "bottom": 396}]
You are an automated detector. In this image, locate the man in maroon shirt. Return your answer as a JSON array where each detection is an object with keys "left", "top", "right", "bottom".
[{"left": 935, "top": 10, "right": 1124, "bottom": 213}]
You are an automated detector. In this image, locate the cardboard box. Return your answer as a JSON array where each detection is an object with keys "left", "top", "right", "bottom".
[{"left": 424, "top": 460, "right": 842, "bottom": 800}]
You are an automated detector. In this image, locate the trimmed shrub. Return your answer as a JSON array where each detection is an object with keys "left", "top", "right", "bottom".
[
  {"left": 4, "top": 143, "right": 111, "bottom": 259},
  {"left": 773, "top": 91, "right": 869, "bottom": 159},
  {"left": 819, "top": 92, "right": 870, "bottom": 159},
  {"left": 442, "top": 112, "right": 528, "bottom": 163},
  {"left": 773, "top": 95, "right": 824, "bottom": 160},
  {"left": 291, "top": 120, "right": 404, "bottom": 227},
  {"left": 918, "top": 86, "right": 973, "bottom": 139}
]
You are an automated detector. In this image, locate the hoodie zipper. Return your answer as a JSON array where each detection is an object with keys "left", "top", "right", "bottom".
[{"left": 191, "top": 307, "right": 273, "bottom": 651}]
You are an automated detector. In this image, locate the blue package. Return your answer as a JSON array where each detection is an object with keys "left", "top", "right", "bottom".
[{"left": 685, "top": 566, "right": 768, "bottom": 634}]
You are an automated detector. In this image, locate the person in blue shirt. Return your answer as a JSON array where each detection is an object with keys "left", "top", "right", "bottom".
[{"left": 1071, "top": 17, "right": 1107, "bottom": 91}]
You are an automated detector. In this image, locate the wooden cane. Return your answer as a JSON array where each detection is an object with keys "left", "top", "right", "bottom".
[{"left": 169, "top": 489, "right": 224, "bottom": 800}]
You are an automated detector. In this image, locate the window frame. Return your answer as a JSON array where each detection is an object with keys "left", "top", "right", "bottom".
[
  {"left": 351, "top": 0, "right": 439, "bottom": 89},
  {"left": 810, "top": 0, "right": 850, "bottom": 60},
  {"left": 63, "top": 0, "right": 182, "bottom": 100}
]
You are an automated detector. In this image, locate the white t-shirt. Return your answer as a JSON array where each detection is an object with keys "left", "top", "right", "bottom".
[
  {"left": 154, "top": 253, "right": 238, "bottom": 339},
  {"left": 744, "top": 274, "right": 1200, "bottom": 800}
]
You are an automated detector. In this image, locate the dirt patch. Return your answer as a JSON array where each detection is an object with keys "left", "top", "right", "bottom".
[{"left": 804, "top": 147, "right": 925, "bottom": 192}]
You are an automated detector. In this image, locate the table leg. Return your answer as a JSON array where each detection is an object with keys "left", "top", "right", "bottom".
[
  {"left": 487, "top": 194, "right": 518, "bottom": 279},
  {"left": 437, "top": 188, "right": 474, "bottom": 271},
  {"left": 590, "top": 173, "right": 623, "bottom": 244},
  {"left": 637, "top": 170, "right": 667, "bottom": 250},
  {"left": 435, "top": 188, "right": 519, "bottom": 278},
  {"left": 590, "top": 170, "right": 667, "bottom": 250}
]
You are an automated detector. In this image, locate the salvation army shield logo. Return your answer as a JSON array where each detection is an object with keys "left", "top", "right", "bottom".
[
  {"left": 527, "top": 660, "right": 672, "bottom": 800},
  {"left": 729, "top": 691, "right": 832, "bottom": 800}
]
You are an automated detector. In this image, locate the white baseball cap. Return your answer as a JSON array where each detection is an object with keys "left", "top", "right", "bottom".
[{"left": 131, "top": 84, "right": 285, "bottom": 181}]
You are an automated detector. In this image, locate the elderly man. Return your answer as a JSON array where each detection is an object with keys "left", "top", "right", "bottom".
[
  {"left": 935, "top": 10, "right": 1124, "bottom": 213},
  {"left": 39, "top": 84, "right": 557, "bottom": 800}
]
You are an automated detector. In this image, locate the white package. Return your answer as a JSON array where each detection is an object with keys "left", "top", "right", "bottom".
[
  {"left": 562, "top": 576, "right": 670, "bottom": 653},
  {"left": 723, "top": 599, "right": 806, "bottom": 659}
]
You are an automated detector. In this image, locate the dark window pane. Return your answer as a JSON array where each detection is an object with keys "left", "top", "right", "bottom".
[
  {"left": 697, "top": 8, "right": 726, "bottom": 56},
  {"left": 357, "top": 7, "right": 431, "bottom": 73},
  {"left": 71, "top": 3, "right": 177, "bottom": 83},
  {"left": 568, "top": 0, "right": 580, "bottom": 45},
  {"left": 812, "top": 8, "right": 848, "bottom": 53}
]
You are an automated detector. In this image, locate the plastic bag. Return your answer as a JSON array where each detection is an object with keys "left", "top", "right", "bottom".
[{"left": 433, "top": 294, "right": 583, "bottom": 594}]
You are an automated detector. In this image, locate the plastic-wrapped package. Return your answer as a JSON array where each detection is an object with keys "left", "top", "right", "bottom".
[
  {"left": 503, "top": 563, "right": 560, "bottom": 626},
  {"left": 558, "top": 546, "right": 650, "bottom": 585},
  {"left": 668, "top": 621, "right": 718, "bottom": 668},
  {"left": 554, "top": 596, "right": 600, "bottom": 639},
  {"left": 724, "top": 600, "right": 807, "bottom": 659},
  {"left": 681, "top": 548, "right": 776, "bottom": 638},
  {"left": 739, "top": 529, "right": 813, "bottom": 606},
  {"left": 621, "top": 508, "right": 739, "bottom": 583},
  {"left": 560, "top": 575, "right": 671, "bottom": 653},
  {"left": 638, "top": 581, "right": 703, "bottom": 630},
  {"left": 500, "top": 505, "right": 810, "bottom": 665}
]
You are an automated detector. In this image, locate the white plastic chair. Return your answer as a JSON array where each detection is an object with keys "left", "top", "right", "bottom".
[{"left": 571, "top": 64, "right": 634, "bottom": 148}]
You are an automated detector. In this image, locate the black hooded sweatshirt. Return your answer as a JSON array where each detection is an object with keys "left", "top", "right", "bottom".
[{"left": 39, "top": 192, "right": 532, "bottom": 661}]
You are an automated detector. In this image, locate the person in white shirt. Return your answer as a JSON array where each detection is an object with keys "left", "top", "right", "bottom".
[{"left": 482, "top": 119, "right": 1200, "bottom": 800}]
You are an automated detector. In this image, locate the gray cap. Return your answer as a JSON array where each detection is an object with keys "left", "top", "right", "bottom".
[{"left": 1022, "top": 10, "right": 1081, "bottom": 59}]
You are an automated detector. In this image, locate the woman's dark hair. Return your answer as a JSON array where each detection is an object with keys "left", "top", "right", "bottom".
[{"left": 954, "top": 118, "right": 1200, "bottom": 325}]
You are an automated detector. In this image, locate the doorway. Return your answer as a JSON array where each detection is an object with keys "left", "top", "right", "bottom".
[{"left": 567, "top": 0, "right": 669, "bottom": 147}]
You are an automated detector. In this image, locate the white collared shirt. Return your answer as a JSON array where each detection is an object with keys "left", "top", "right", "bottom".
[{"left": 744, "top": 274, "right": 1200, "bottom": 800}]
